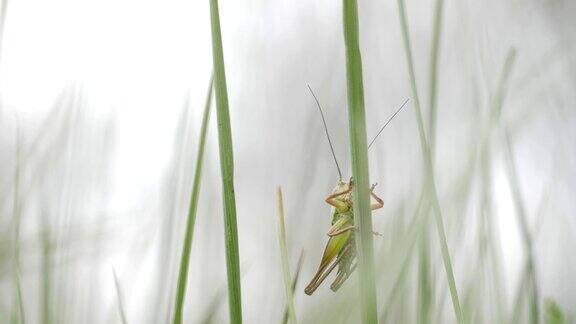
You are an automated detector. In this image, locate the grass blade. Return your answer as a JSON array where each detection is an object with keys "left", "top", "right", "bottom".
[
  {"left": 40, "top": 218, "right": 52, "bottom": 324},
  {"left": 172, "top": 75, "right": 214, "bottom": 324},
  {"left": 491, "top": 50, "right": 517, "bottom": 121},
  {"left": 503, "top": 131, "right": 539, "bottom": 324},
  {"left": 112, "top": 269, "right": 128, "bottom": 324},
  {"left": 209, "top": 0, "right": 243, "bottom": 322},
  {"left": 14, "top": 271, "right": 25, "bottom": 324},
  {"left": 380, "top": 195, "right": 428, "bottom": 322},
  {"left": 12, "top": 126, "right": 26, "bottom": 324},
  {"left": 283, "top": 251, "right": 304, "bottom": 324},
  {"left": 342, "top": 0, "right": 378, "bottom": 322},
  {"left": 545, "top": 300, "right": 566, "bottom": 324},
  {"left": 427, "top": 0, "right": 444, "bottom": 154},
  {"left": 417, "top": 230, "right": 433, "bottom": 324},
  {"left": 276, "top": 187, "right": 297, "bottom": 324},
  {"left": 395, "top": 0, "right": 463, "bottom": 322},
  {"left": 0, "top": 0, "right": 9, "bottom": 106}
]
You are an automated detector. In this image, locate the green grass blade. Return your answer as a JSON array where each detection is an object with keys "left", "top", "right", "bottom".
[
  {"left": 40, "top": 219, "right": 52, "bottom": 324},
  {"left": 511, "top": 259, "right": 531, "bottom": 323},
  {"left": 342, "top": 0, "right": 378, "bottom": 322},
  {"left": 172, "top": 75, "right": 214, "bottom": 324},
  {"left": 113, "top": 269, "right": 128, "bottom": 324},
  {"left": 283, "top": 251, "right": 304, "bottom": 324},
  {"left": 427, "top": 0, "right": 444, "bottom": 154},
  {"left": 380, "top": 195, "right": 428, "bottom": 322},
  {"left": 276, "top": 187, "right": 297, "bottom": 324},
  {"left": 491, "top": 50, "right": 517, "bottom": 121},
  {"left": 209, "top": 0, "right": 243, "bottom": 322},
  {"left": 14, "top": 270, "right": 25, "bottom": 324},
  {"left": 417, "top": 230, "right": 433, "bottom": 324},
  {"left": 0, "top": 0, "right": 9, "bottom": 101},
  {"left": 503, "top": 131, "right": 539, "bottom": 324},
  {"left": 12, "top": 126, "right": 26, "bottom": 324},
  {"left": 485, "top": 49, "right": 517, "bottom": 324},
  {"left": 545, "top": 300, "right": 566, "bottom": 324},
  {"left": 396, "top": 0, "right": 463, "bottom": 322}
]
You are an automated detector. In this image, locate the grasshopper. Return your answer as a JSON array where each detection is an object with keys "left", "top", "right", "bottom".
[{"left": 304, "top": 85, "right": 408, "bottom": 295}]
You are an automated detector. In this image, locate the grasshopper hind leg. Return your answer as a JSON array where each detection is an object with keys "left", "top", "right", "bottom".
[
  {"left": 330, "top": 243, "right": 357, "bottom": 292},
  {"left": 330, "top": 262, "right": 357, "bottom": 291},
  {"left": 305, "top": 243, "right": 352, "bottom": 295},
  {"left": 330, "top": 261, "right": 357, "bottom": 292}
]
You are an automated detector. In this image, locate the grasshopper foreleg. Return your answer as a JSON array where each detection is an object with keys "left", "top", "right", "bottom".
[
  {"left": 325, "top": 183, "right": 353, "bottom": 210},
  {"left": 370, "top": 183, "right": 384, "bottom": 210}
]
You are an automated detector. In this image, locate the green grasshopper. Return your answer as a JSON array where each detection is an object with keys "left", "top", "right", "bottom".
[{"left": 304, "top": 85, "right": 408, "bottom": 295}]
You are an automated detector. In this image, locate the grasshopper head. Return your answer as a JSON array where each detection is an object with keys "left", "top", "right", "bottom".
[{"left": 332, "top": 177, "right": 353, "bottom": 197}]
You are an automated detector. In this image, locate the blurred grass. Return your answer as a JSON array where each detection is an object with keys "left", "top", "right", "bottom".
[
  {"left": 12, "top": 126, "right": 25, "bottom": 324},
  {"left": 427, "top": 0, "right": 444, "bottom": 154},
  {"left": 545, "top": 300, "right": 567, "bottom": 324},
  {"left": 417, "top": 0, "right": 445, "bottom": 316},
  {"left": 172, "top": 75, "right": 213, "bottom": 324},
  {"left": 504, "top": 131, "right": 539, "bottom": 324},
  {"left": 0, "top": 0, "right": 8, "bottom": 93},
  {"left": 491, "top": 50, "right": 517, "bottom": 122},
  {"left": 209, "top": 0, "right": 243, "bottom": 322},
  {"left": 380, "top": 195, "right": 428, "bottom": 322},
  {"left": 40, "top": 218, "right": 52, "bottom": 324},
  {"left": 283, "top": 251, "right": 304, "bottom": 324},
  {"left": 396, "top": 0, "right": 463, "bottom": 322},
  {"left": 470, "top": 48, "right": 517, "bottom": 324},
  {"left": 342, "top": 0, "right": 378, "bottom": 322},
  {"left": 276, "top": 187, "right": 297, "bottom": 324},
  {"left": 112, "top": 269, "right": 128, "bottom": 324},
  {"left": 417, "top": 231, "right": 432, "bottom": 324}
]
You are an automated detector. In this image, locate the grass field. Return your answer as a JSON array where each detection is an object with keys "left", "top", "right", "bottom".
[{"left": 0, "top": 0, "right": 575, "bottom": 323}]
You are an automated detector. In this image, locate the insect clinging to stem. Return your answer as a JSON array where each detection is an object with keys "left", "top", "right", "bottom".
[{"left": 304, "top": 85, "right": 409, "bottom": 295}]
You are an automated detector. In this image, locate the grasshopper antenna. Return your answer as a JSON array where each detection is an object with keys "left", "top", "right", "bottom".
[
  {"left": 307, "top": 84, "right": 343, "bottom": 181},
  {"left": 367, "top": 98, "right": 410, "bottom": 150}
]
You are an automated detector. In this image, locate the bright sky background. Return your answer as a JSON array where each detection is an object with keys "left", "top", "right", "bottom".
[{"left": 2, "top": 0, "right": 215, "bottom": 213}]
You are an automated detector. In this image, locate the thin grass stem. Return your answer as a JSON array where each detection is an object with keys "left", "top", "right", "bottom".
[
  {"left": 172, "top": 75, "right": 214, "bottom": 324},
  {"left": 503, "top": 131, "right": 539, "bottom": 324},
  {"left": 276, "top": 187, "right": 297, "bottom": 324},
  {"left": 283, "top": 251, "right": 304, "bottom": 324},
  {"left": 427, "top": 0, "right": 444, "bottom": 154},
  {"left": 113, "top": 269, "right": 128, "bottom": 324},
  {"left": 395, "top": 0, "right": 463, "bottom": 322}
]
